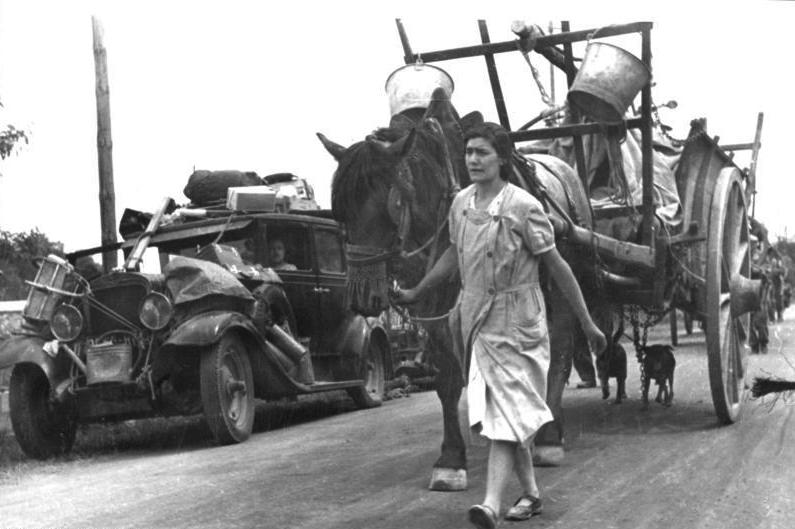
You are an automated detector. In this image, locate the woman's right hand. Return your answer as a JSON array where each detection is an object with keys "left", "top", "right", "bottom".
[{"left": 391, "top": 286, "right": 421, "bottom": 305}]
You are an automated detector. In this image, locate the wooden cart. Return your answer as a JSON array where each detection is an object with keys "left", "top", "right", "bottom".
[{"left": 394, "top": 20, "right": 764, "bottom": 423}]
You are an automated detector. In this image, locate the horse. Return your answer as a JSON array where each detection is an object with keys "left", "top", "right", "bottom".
[{"left": 317, "top": 88, "right": 615, "bottom": 490}]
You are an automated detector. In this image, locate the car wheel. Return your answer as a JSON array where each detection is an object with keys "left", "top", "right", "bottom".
[
  {"left": 346, "top": 336, "right": 386, "bottom": 409},
  {"left": 9, "top": 364, "right": 77, "bottom": 460},
  {"left": 200, "top": 333, "right": 255, "bottom": 444}
]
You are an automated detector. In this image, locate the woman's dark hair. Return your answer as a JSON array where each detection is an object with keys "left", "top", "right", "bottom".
[{"left": 464, "top": 122, "right": 514, "bottom": 181}]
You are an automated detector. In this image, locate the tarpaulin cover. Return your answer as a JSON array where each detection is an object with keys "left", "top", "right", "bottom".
[
  {"left": 547, "top": 126, "right": 683, "bottom": 226},
  {"left": 164, "top": 256, "right": 254, "bottom": 306}
]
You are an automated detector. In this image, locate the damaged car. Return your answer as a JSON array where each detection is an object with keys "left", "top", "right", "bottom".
[{"left": 0, "top": 200, "right": 389, "bottom": 459}]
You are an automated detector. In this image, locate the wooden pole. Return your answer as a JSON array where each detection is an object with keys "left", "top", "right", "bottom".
[
  {"left": 560, "top": 21, "right": 588, "bottom": 191},
  {"left": 92, "top": 16, "right": 118, "bottom": 272},
  {"left": 640, "top": 26, "right": 654, "bottom": 247},
  {"left": 749, "top": 112, "right": 764, "bottom": 217},
  {"left": 477, "top": 20, "right": 511, "bottom": 130}
]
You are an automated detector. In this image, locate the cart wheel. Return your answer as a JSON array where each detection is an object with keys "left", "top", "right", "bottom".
[{"left": 705, "top": 167, "right": 751, "bottom": 424}]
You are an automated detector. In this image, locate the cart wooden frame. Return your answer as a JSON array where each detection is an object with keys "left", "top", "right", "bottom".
[{"left": 394, "top": 19, "right": 763, "bottom": 423}]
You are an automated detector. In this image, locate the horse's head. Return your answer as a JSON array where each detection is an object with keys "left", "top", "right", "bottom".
[{"left": 318, "top": 88, "right": 474, "bottom": 316}]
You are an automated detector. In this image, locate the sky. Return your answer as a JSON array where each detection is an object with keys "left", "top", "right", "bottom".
[{"left": 0, "top": 0, "right": 793, "bottom": 252}]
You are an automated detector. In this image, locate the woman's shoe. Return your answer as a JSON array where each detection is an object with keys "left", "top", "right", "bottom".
[
  {"left": 504, "top": 495, "right": 543, "bottom": 521},
  {"left": 468, "top": 504, "right": 498, "bottom": 529}
]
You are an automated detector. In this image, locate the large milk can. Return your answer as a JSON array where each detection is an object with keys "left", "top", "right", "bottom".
[
  {"left": 567, "top": 42, "right": 651, "bottom": 122},
  {"left": 385, "top": 62, "right": 454, "bottom": 116}
]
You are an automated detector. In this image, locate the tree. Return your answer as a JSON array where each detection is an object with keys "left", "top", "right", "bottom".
[
  {"left": 0, "top": 229, "right": 64, "bottom": 301},
  {"left": 0, "top": 99, "right": 29, "bottom": 161}
]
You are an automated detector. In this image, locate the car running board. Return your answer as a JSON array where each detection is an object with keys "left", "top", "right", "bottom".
[{"left": 302, "top": 380, "right": 364, "bottom": 393}]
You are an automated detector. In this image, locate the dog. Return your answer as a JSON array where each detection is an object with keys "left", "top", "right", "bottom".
[
  {"left": 638, "top": 344, "right": 676, "bottom": 409},
  {"left": 596, "top": 342, "right": 628, "bottom": 403}
]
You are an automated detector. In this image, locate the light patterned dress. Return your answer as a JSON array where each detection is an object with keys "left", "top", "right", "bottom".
[{"left": 449, "top": 183, "right": 555, "bottom": 444}]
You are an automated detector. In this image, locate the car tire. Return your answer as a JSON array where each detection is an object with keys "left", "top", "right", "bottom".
[
  {"left": 200, "top": 332, "right": 255, "bottom": 445},
  {"left": 9, "top": 364, "right": 77, "bottom": 460},
  {"left": 347, "top": 336, "right": 386, "bottom": 409}
]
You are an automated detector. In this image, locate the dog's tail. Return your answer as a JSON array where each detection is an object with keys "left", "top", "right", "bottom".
[{"left": 612, "top": 317, "right": 625, "bottom": 347}]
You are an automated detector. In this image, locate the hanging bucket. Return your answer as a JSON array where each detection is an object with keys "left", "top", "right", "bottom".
[
  {"left": 567, "top": 42, "right": 650, "bottom": 122},
  {"left": 385, "top": 62, "right": 454, "bottom": 116}
]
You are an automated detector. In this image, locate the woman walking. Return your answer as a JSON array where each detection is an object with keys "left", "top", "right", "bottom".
[{"left": 394, "top": 122, "right": 606, "bottom": 528}]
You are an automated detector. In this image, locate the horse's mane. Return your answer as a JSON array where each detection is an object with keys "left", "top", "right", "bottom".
[
  {"left": 330, "top": 121, "right": 452, "bottom": 223},
  {"left": 330, "top": 139, "right": 392, "bottom": 221}
]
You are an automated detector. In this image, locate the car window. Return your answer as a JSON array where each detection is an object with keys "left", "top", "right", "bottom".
[
  {"left": 266, "top": 225, "right": 311, "bottom": 271},
  {"left": 315, "top": 228, "right": 344, "bottom": 273}
]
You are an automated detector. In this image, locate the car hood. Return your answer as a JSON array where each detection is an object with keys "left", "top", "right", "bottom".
[{"left": 164, "top": 256, "right": 254, "bottom": 306}]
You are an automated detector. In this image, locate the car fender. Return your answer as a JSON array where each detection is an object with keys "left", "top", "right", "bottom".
[
  {"left": 0, "top": 334, "right": 71, "bottom": 388},
  {"left": 164, "top": 310, "right": 303, "bottom": 398},
  {"left": 165, "top": 311, "right": 261, "bottom": 347},
  {"left": 336, "top": 313, "right": 390, "bottom": 362}
]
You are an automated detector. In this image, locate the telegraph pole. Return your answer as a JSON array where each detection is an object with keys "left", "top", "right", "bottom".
[
  {"left": 92, "top": 16, "right": 118, "bottom": 271},
  {"left": 548, "top": 21, "right": 556, "bottom": 106}
]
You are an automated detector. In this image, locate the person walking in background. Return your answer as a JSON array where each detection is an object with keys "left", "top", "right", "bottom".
[{"left": 394, "top": 122, "right": 606, "bottom": 529}]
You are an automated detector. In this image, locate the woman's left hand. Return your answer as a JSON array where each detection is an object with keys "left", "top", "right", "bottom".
[{"left": 585, "top": 323, "right": 608, "bottom": 356}]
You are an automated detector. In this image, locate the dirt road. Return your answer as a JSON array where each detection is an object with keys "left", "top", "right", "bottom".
[{"left": 2, "top": 313, "right": 795, "bottom": 529}]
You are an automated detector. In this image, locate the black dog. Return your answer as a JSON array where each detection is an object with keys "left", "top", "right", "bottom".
[
  {"left": 596, "top": 342, "right": 628, "bottom": 403},
  {"left": 639, "top": 344, "right": 676, "bottom": 408}
]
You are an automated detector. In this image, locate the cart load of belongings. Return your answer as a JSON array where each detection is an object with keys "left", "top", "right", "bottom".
[
  {"left": 521, "top": 40, "right": 683, "bottom": 243},
  {"left": 183, "top": 169, "right": 320, "bottom": 211},
  {"left": 528, "top": 118, "right": 684, "bottom": 242}
]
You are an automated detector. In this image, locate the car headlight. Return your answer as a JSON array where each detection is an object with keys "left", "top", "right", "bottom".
[
  {"left": 50, "top": 304, "right": 83, "bottom": 342},
  {"left": 139, "top": 292, "right": 173, "bottom": 330}
]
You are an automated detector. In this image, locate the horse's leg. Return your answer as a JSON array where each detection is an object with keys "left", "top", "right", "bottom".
[
  {"left": 426, "top": 325, "right": 468, "bottom": 491},
  {"left": 536, "top": 294, "right": 614, "bottom": 466},
  {"left": 534, "top": 284, "right": 576, "bottom": 466}
]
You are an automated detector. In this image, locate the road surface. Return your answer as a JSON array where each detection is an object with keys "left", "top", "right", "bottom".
[{"left": 2, "top": 311, "right": 795, "bottom": 529}]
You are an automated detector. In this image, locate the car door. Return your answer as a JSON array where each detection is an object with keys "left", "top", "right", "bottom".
[
  {"left": 312, "top": 224, "right": 347, "bottom": 353},
  {"left": 260, "top": 220, "right": 317, "bottom": 345}
]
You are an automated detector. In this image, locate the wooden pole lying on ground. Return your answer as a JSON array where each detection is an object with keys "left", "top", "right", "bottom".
[{"left": 92, "top": 16, "right": 118, "bottom": 272}]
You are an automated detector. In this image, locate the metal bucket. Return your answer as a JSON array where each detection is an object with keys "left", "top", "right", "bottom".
[
  {"left": 567, "top": 42, "right": 650, "bottom": 122},
  {"left": 385, "top": 62, "right": 454, "bottom": 116}
]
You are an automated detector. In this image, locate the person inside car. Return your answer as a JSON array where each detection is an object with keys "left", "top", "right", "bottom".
[{"left": 268, "top": 238, "right": 297, "bottom": 271}]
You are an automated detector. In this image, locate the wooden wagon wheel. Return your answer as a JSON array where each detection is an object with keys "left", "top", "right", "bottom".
[{"left": 705, "top": 167, "right": 752, "bottom": 424}]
